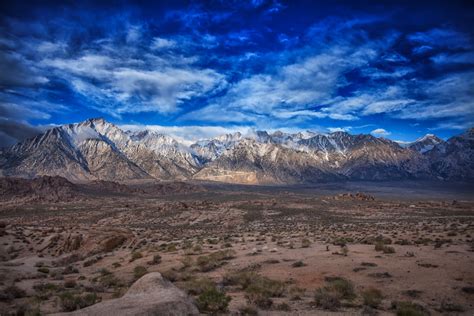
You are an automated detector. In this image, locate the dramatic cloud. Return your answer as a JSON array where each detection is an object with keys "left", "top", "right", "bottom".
[{"left": 0, "top": 1, "right": 472, "bottom": 146}]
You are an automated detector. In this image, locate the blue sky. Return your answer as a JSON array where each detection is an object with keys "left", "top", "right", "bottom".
[{"left": 0, "top": 0, "right": 473, "bottom": 146}]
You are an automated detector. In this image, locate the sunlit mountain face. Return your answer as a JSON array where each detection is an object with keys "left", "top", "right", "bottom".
[{"left": 0, "top": 1, "right": 473, "bottom": 148}]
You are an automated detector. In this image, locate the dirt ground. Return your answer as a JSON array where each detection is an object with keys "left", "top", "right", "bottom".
[{"left": 0, "top": 181, "right": 473, "bottom": 315}]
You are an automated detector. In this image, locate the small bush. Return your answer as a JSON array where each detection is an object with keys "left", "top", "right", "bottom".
[
  {"left": 33, "top": 282, "right": 59, "bottom": 300},
  {"left": 245, "top": 284, "right": 273, "bottom": 309},
  {"left": 314, "top": 287, "right": 341, "bottom": 311},
  {"left": 196, "top": 287, "right": 231, "bottom": 314},
  {"left": 148, "top": 254, "right": 161, "bottom": 265},
  {"left": 161, "top": 269, "right": 178, "bottom": 282},
  {"left": 37, "top": 267, "right": 50, "bottom": 274},
  {"left": 289, "top": 286, "right": 305, "bottom": 300},
  {"left": 341, "top": 245, "right": 349, "bottom": 256},
  {"left": 196, "top": 249, "right": 236, "bottom": 272},
  {"left": 183, "top": 277, "right": 215, "bottom": 295},
  {"left": 112, "top": 262, "right": 121, "bottom": 268},
  {"left": 224, "top": 271, "right": 285, "bottom": 309},
  {"left": 275, "top": 302, "right": 291, "bottom": 311},
  {"left": 392, "top": 301, "right": 430, "bottom": 316},
  {"left": 362, "top": 288, "right": 383, "bottom": 308},
  {"left": 239, "top": 305, "right": 258, "bottom": 315},
  {"left": 301, "top": 238, "right": 311, "bottom": 248},
  {"left": 291, "top": 260, "right": 306, "bottom": 268},
  {"left": 180, "top": 256, "right": 194, "bottom": 269},
  {"left": 63, "top": 265, "right": 79, "bottom": 275},
  {"left": 99, "top": 273, "right": 122, "bottom": 288},
  {"left": 314, "top": 277, "right": 355, "bottom": 310},
  {"left": 374, "top": 241, "right": 385, "bottom": 252},
  {"left": 375, "top": 241, "right": 395, "bottom": 254},
  {"left": 64, "top": 279, "right": 77, "bottom": 289},
  {"left": 129, "top": 251, "right": 143, "bottom": 262},
  {"left": 3, "top": 285, "right": 26, "bottom": 299},
  {"left": 133, "top": 266, "right": 148, "bottom": 280},
  {"left": 166, "top": 244, "right": 177, "bottom": 252},
  {"left": 60, "top": 292, "right": 98, "bottom": 312},
  {"left": 383, "top": 246, "right": 396, "bottom": 254},
  {"left": 333, "top": 237, "right": 347, "bottom": 247}
]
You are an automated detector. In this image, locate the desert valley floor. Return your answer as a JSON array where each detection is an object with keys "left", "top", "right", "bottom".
[{"left": 0, "top": 179, "right": 473, "bottom": 315}]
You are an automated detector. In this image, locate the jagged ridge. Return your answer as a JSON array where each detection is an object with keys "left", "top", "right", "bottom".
[{"left": 0, "top": 119, "right": 472, "bottom": 183}]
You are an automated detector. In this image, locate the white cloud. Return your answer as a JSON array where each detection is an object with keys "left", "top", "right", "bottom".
[
  {"left": 370, "top": 128, "right": 391, "bottom": 137},
  {"left": 327, "top": 126, "right": 352, "bottom": 133},
  {"left": 184, "top": 43, "right": 383, "bottom": 124},
  {"left": 120, "top": 124, "right": 252, "bottom": 145},
  {"left": 151, "top": 37, "right": 176, "bottom": 49},
  {"left": 43, "top": 53, "right": 227, "bottom": 114}
]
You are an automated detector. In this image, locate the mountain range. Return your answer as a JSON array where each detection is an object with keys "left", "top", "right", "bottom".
[{"left": 0, "top": 118, "right": 472, "bottom": 184}]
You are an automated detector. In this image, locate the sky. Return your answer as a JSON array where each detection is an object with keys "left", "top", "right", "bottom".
[{"left": 0, "top": 0, "right": 473, "bottom": 146}]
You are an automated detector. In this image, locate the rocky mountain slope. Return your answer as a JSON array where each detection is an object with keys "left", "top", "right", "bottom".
[
  {"left": 0, "top": 118, "right": 472, "bottom": 184},
  {"left": 0, "top": 118, "right": 199, "bottom": 181},
  {"left": 408, "top": 134, "right": 444, "bottom": 153},
  {"left": 426, "top": 128, "right": 474, "bottom": 180}
]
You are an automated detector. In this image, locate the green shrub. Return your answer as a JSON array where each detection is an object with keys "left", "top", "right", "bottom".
[
  {"left": 196, "top": 287, "right": 231, "bottom": 314},
  {"left": 341, "top": 245, "right": 349, "bottom": 256},
  {"left": 245, "top": 284, "right": 273, "bottom": 309},
  {"left": 375, "top": 241, "right": 396, "bottom": 254},
  {"left": 289, "top": 286, "right": 305, "bottom": 300},
  {"left": 196, "top": 249, "right": 236, "bottom": 272},
  {"left": 225, "top": 271, "right": 285, "bottom": 296},
  {"left": 224, "top": 271, "right": 285, "bottom": 309},
  {"left": 393, "top": 301, "right": 430, "bottom": 316},
  {"left": 374, "top": 241, "right": 385, "bottom": 252},
  {"left": 239, "top": 305, "right": 258, "bottom": 315},
  {"left": 292, "top": 260, "right": 306, "bottom": 268},
  {"left": 129, "top": 251, "right": 143, "bottom": 262},
  {"left": 180, "top": 255, "right": 194, "bottom": 269},
  {"left": 314, "top": 277, "right": 355, "bottom": 310},
  {"left": 362, "top": 288, "right": 383, "bottom": 308},
  {"left": 99, "top": 273, "right": 123, "bottom": 288},
  {"left": 33, "top": 282, "right": 58, "bottom": 300},
  {"left": 37, "top": 267, "right": 50, "bottom": 274},
  {"left": 301, "top": 238, "right": 311, "bottom": 248},
  {"left": 183, "top": 277, "right": 215, "bottom": 295},
  {"left": 133, "top": 266, "right": 148, "bottom": 280},
  {"left": 148, "top": 254, "right": 161, "bottom": 265},
  {"left": 166, "top": 244, "right": 177, "bottom": 252},
  {"left": 314, "top": 287, "right": 341, "bottom": 311},
  {"left": 60, "top": 292, "right": 98, "bottom": 312}
]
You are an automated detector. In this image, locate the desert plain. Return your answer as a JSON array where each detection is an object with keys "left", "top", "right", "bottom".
[{"left": 0, "top": 178, "right": 473, "bottom": 315}]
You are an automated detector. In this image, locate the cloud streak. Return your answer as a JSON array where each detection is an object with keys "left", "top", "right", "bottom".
[{"left": 0, "top": 1, "right": 473, "bottom": 146}]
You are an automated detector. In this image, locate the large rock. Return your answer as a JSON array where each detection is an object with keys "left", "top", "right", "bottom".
[{"left": 54, "top": 272, "right": 199, "bottom": 316}]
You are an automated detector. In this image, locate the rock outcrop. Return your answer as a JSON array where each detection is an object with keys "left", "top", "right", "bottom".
[
  {"left": 0, "top": 176, "right": 77, "bottom": 202},
  {"left": 53, "top": 272, "right": 199, "bottom": 316}
]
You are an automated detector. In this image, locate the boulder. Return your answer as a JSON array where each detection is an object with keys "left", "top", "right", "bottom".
[{"left": 53, "top": 272, "right": 198, "bottom": 316}]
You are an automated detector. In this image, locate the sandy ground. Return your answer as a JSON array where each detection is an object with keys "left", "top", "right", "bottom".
[{"left": 0, "top": 181, "right": 473, "bottom": 315}]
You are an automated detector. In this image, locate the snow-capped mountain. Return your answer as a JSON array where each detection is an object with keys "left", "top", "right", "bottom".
[
  {"left": 194, "top": 138, "right": 338, "bottom": 184},
  {"left": 0, "top": 118, "right": 472, "bottom": 184},
  {"left": 426, "top": 128, "right": 474, "bottom": 180},
  {"left": 408, "top": 134, "right": 444, "bottom": 153},
  {"left": 0, "top": 118, "right": 198, "bottom": 181},
  {"left": 190, "top": 132, "right": 242, "bottom": 163}
]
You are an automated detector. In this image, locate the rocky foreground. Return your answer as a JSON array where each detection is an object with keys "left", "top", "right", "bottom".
[{"left": 0, "top": 181, "right": 473, "bottom": 315}]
